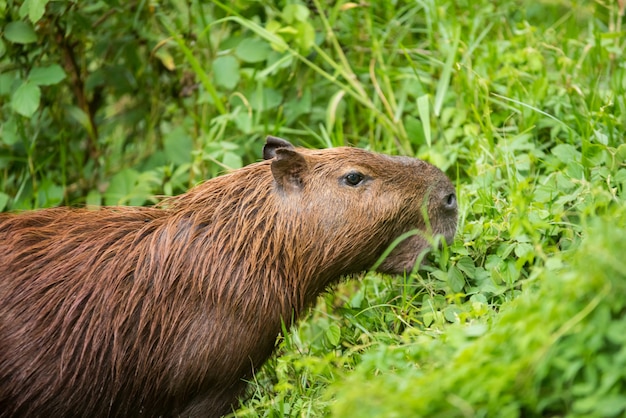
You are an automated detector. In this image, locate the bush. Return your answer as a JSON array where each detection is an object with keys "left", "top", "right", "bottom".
[{"left": 331, "top": 209, "right": 626, "bottom": 417}]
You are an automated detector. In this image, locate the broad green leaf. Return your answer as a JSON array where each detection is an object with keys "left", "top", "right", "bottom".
[
  {"left": 443, "top": 305, "right": 461, "bottom": 323},
  {"left": 582, "top": 144, "right": 608, "bottom": 167},
  {"left": 447, "top": 266, "right": 465, "bottom": 292},
  {"left": 464, "top": 323, "right": 488, "bottom": 337},
  {"left": 422, "top": 312, "right": 434, "bottom": 327},
  {"left": 265, "top": 20, "right": 288, "bottom": 52},
  {"left": 222, "top": 151, "right": 243, "bottom": 169},
  {"left": 86, "top": 190, "right": 102, "bottom": 208},
  {"left": 324, "top": 323, "right": 341, "bottom": 347},
  {"left": 233, "top": 112, "right": 252, "bottom": 134},
  {"left": 4, "top": 21, "right": 37, "bottom": 44},
  {"left": 11, "top": 81, "right": 41, "bottom": 117},
  {"left": 213, "top": 56, "right": 240, "bottom": 89},
  {"left": 105, "top": 169, "right": 139, "bottom": 205},
  {"left": 37, "top": 178, "right": 64, "bottom": 207},
  {"left": 249, "top": 87, "right": 282, "bottom": 112},
  {"left": 0, "top": 116, "right": 19, "bottom": 145},
  {"left": 163, "top": 126, "right": 193, "bottom": 165},
  {"left": 235, "top": 38, "right": 271, "bottom": 63},
  {"left": 0, "top": 71, "right": 17, "bottom": 95},
  {"left": 456, "top": 256, "right": 476, "bottom": 279},
  {"left": 283, "top": 4, "right": 309, "bottom": 23},
  {"left": 552, "top": 143, "right": 581, "bottom": 164},
  {"left": 29, "top": 64, "right": 66, "bottom": 86},
  {"left": 21, "top": 0, "right": 50, "bottom": 23},
  {"left": 284, "top": 87, "right": 311, "bottom": 123},
  {"left": 595, "top": 395, "right": 626, "bottom": 416},
  {"left": 295, "top": 21, "right": 315, "bottom": 51}
]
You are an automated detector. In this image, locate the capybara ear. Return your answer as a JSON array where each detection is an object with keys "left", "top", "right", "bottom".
[
  {"left": 270, "top": 148, "right": 308, "bottom": 192},
  {"left": 263, "top": 136, "right": 295, "bottom": 160}
]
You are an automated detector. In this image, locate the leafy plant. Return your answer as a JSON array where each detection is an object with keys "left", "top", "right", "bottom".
[
  {"left": 1, "top": 0, "right": 625, "bottom": 416},
  {"left": 331, "top": 208, "right": 626, "bottom": 417}
]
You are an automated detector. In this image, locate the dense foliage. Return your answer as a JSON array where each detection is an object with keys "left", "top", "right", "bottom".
[{"left": 1, "top": 0, "right": 625, "bottom": 416}]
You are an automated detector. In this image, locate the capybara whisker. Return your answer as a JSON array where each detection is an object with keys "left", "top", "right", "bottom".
[{"left": 0, "top": 136, "right": 457, "bottom": 417}]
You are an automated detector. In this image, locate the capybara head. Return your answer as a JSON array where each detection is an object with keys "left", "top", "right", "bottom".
[
  {"left": 262, "top": 136, "right": 457, "bottom": 275},
  {"left": 0, "top": 136, "right": 457, "bottom": 418}
]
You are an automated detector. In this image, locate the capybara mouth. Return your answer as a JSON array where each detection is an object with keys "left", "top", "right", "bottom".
[
  {"left": 375, "top": 229, "right": 455, "bottom": 275},
  {"left": 376, "top": 186, "right": 458, "bottom": 274}
]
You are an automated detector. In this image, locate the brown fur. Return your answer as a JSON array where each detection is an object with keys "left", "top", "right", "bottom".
[{"left": 0, "top": 137, "right": 457, "bottom": 417}]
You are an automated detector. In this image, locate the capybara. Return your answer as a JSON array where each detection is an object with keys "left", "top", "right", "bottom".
[{"left": 0, "top": 136, "right": 457, "bottom": 417}]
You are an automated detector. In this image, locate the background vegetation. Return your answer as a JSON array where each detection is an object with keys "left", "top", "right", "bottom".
[{"left": 1, "top": 0, "right": 625, "bottom": 416}]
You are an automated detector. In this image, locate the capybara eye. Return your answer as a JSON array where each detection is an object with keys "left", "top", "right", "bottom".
[{"left": 344, "top": 171, "right": 365, "bottom": 186}]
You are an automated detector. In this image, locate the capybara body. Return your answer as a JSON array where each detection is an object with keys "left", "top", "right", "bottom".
[{"left": 0, "top": 136, "right": 457, "bottom": 417}]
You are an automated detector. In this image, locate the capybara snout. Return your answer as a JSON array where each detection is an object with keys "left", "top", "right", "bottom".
[{"left": 0, "top": 136, "right": 457, "bottom": 417}]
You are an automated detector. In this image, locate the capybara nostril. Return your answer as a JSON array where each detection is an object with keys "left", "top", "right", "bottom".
[{"left": 443, "top": 192, "right": 457, "bottom": 211}]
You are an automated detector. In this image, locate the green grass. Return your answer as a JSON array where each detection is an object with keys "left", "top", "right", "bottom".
[{"left": 1, "top": 0, "right": 625, "bottom": 416}]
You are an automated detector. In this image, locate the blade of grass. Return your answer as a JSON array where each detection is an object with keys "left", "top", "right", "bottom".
[
  {"left": 491, "top": 92, "right": 574, "bottom": 132},
  {"left": 434, "top": 28, "right": 460, "bottom": 117},
  {"left": 417, "top": 94, "right": 432, "bottom": 147}
]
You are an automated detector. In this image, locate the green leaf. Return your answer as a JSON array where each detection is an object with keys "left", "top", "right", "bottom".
[
  {"left": 29, "top": 64, "right": 66, "bottom": 86},
  {"left": 324, "top": 323, "right": 341, "bottom": 347},
  {"left": 249, "top": 87, "right": 282, "bottom": 112},
  {"left": 582, "top": 144, "right": 608, "bottom": 168},
  {"left": 616, "top": 144, "right": 626, "bottom": 163},
  {"left": 105, "top": 169, "right": 139, "bottom": 205},
  {"left": 295, "top": 21, "right": 315, "bottom": 51},
  {"left": 595, "top": 395, "right": 626, "bottom": 416},
  {"left": 11, "top": 81, "right": 41, "bottom": 117},
  {"left": 0, "top": 116, "right": 19, "bottom": 145},
  {"left": 4, "top": 21, "right": 37, "bottom": 44},
  {"left": 0, "top": 192, "right": 9, "bottom": 212},
  {"left": 434, "top": 29, "right": 460, "bottom": 116},
  {"left": 447, "top": 266, "right": 465, "bottom": 292},
  {"left": 443, "top": 305, "right": 462, "bottom": 323},
  {"left": 235, "top": 38, "right": 271, "bottom": 63},
  {"left": 222, "top": 151, "right": 243, "bottom": 169},
  {"left": 37, "top": 178, "right": 64, "bottom": 207},
  {"left": 552, "top": 143, "right": 581, "bottom": 164},
  {"left": 417, "top": 94, "right": 431, "bottom": 147},
  {"left": 285, "top": 87, "right": 312, "bottom": 123},
  {"left": 66, "top": 106, "right": 94, "bottom": 138},
  {"left": 422, "top": 312, "right": 435, "bottom": 327},
  {"left": 213, "top": 56, "right": 240, "bottom": 89},
  {"left": 163, "top": 126, "right": 193, "bottom": 165},
  {"left": 0, "top": 71, "right": 17, "bottom": 95},
  {"left": 86, "top": 190, "right": 102, "bottom": 208},
  {"left": 456, "top": 256, "right": 476, "bottom": 279},
  {"left": 233, "top": 112, "right": 252, "bottom": 134},
  {"left": 0, "top": 38, "right": 6, "bottom": 58},
  {"left": 283, "top": 4, "right": 310, "bottom": 24},
  {"left": 21, "top": 0, "right": 50, "bottom": 23}
]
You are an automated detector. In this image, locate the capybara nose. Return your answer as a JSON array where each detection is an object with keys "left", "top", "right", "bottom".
[{"left": 443, "top": 192, "right": 457, "bottom": 212}]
